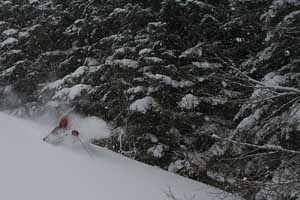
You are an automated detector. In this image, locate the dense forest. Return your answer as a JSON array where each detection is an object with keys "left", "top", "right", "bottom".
[{"left": 1, "top": 0, "right": 300, "bottom": 199}]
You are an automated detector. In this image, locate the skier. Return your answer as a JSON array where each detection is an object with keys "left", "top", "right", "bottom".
[
  {"left": 51, "top": 116, "right": 69, "bottom": 134},
  {"left": 43, "top": 116, "right": 80, "bottom": 144},
  {"left": 42, "top": 116, "right": 69, "bottom": 141}
]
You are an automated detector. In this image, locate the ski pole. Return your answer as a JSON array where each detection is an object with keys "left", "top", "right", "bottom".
[{"left": 78, "top": 137, "right": 94, "bottom": 160}]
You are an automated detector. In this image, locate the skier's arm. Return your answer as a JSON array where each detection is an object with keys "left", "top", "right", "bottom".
[
  {"left": 43, "top": 127, "right": 60, "bottom": 141},
  {"left": 50, "top": 127, "right": 60, "bottom": 134}
]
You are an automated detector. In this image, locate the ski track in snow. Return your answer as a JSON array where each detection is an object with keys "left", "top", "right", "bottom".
[{"left": 0, "top": 113, "right": 237, "bottom": 200}]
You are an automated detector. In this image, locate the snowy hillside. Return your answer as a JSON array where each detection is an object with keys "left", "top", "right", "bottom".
[
  {"left": 0, "top": 112, "right": 236, "bottom": 200},
  {"left": 2, "top": 0, "right": 300, "bottom": 198}
]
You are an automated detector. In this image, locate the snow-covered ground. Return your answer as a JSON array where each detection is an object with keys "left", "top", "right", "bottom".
[{"left": 0, "top": 112, "right": 237, "bottom": 200}]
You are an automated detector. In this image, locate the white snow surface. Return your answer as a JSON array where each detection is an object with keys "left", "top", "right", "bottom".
[
  {"left": 29, "top": 0, "right": 39, "bottom": 4},
  {"left": 2, "top": 28, "right": 18, "bottom": 36},
  {"left": 145, "top": 73, "right": 194, "bottom": 88},
  {"left": 126, "top": 86, "right": 146, "bottom": 94},
  {"left": 109, "top": 7, "right": 126, "bottom": 17},
  {"left": 83, "top": 57, "right": 99, "bottom": 66},
  {"left": 178, "top": 94, "right": 199, "bottom": 110},
  {"left": 139, "top": 48, "right": 152, "bottom": 55},
  {"left": 18, "top": 31, "right": 30, "bottom": 39},
  {"left": 52, "top": 84, "right": 91, "bottom": 100},
  {"left": 0, "top": 112, "right": 237, "bottom": 200},
  {"left": 147, "top": 144, "right": 164, "bottom": 158},
  {"left": 129, "top": 96, "right": 158, "bottom": 113},
  {"left": 41, "top": 66, "right": 88, "bottom": 92},
  {"left": 0, "top": 37, "right": 18, "bottom": 48},
  {"left": 111, "top": 59, "right": 139, "bottom": 69}
]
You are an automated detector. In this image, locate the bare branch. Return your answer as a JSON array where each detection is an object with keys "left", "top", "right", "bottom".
[
  {"left": 223, "top": 151, "right": 279, "bottom": 161},
  {"left": 216, "top": 53, "right": 300, "bottom": 94},
  {"left": 210, "top": 134, "right": 300, "bottom": 155},
  {"left": 260, "top": 96, "right": 300, "bottom": 124},
  {"left": 254, "top": 85, "right": 300, "bottom": 94},
  {"left": 241, "top": 179, "right": 300, "bottom": 186}
]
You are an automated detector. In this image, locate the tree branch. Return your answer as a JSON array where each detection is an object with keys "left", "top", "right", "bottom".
[{"left": 210, "top": 134, "right": 300, "bottom": 155}]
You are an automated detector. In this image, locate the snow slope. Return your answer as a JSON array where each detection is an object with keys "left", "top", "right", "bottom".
[{"left": 0, "top": 113, "right": 236, "bottom": 200}]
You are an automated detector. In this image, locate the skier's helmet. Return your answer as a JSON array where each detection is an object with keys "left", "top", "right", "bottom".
[
  {"left": 59, "top": 116, "right": 68, "bottom": 128},
  {"left": 72, "top": 130, "right": 79, "bottom": 137}
]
